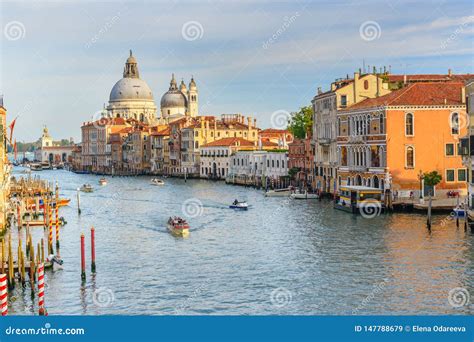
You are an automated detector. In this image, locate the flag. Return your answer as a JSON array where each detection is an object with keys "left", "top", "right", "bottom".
[{"left": 8, "top": 116, "right": 18, "bottom": 144}]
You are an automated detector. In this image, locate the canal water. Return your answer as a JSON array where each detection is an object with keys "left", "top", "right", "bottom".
[{"left": 8, "top": 168, "right": 474, "bottom": 315}]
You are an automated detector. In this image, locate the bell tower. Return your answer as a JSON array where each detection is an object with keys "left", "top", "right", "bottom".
[{"left": 187, "top": 76, "right": 198, "bottom": 117}]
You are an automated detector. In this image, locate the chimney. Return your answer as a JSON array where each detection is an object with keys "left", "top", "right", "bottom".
[
  {"left": 448, "top": 68, "right": 452, "bottom": 77},
  {"left": 403, "top": 74, "right": 407, "bottom": 85},
  {"left": 317, "top": 87, "right": 322, "bottom": 95},
  {"left": 253, "top": 118, "right": 257, "bottom": 127},
  {"left": 247, "top": 116, "right": 251, "bottom": 129},
  {"left": 462, "top": 86, "right": 466, "bottom": 104}
]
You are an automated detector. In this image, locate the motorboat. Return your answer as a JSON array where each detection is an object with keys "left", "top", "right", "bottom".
[
  {"left": 99, "top": 178, "right": 107, "bottom": 186},
  {"left": 334, "top": 186, "right": 384, "bottom": 215},
  {"left": 290, "top": 191, "right": 319, "bottom": 199},
  {"left": 30, "top": 163, "right": 42, "bottom": 171},
  {"left": 167, "top": 216, "right": 190, "bottom": 237},
  {"left": 80, "top": 184, "right": 94, "bottom": 193},
  {"left": 264, "top": 188, "right": 291, "bottom": 197},
  {"left": 229, "top": 201, "right": 248, "bottom": 210},
  {"left": 453, "top": 205, "right": 466, "bottom": 218},
  {"left": 151, "top": 178, "right": 165, "bottom": 186}
]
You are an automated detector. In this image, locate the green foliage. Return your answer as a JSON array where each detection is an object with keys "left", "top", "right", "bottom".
[
  {"left": 423, "top": 171, "right": 442, "bottom": 187},
  {"left": 288, "top": 167, "right": 301, "bottom": 179},
  {"left": 287, "top": 106, "right": 313, "bottom": 139}
]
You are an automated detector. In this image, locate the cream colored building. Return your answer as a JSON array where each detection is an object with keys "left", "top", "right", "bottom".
[
  {"left": 312, "top": 71, "right": 391, "bottom": 195},
  {"left": 160, "top": 74, "right": 198, "bottom": 121}
]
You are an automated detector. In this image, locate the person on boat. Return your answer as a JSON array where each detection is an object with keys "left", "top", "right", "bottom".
[{"left": 233, "top": 199, "right": 239, "bottom": 205}]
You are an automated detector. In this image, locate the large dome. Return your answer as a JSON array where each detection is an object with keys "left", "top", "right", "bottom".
[
  {"left": 109, "top": 77, "right": 154, "bottom": 102},
  {"left": 160, "top": 90, "right": 187, "bottom": 108}
]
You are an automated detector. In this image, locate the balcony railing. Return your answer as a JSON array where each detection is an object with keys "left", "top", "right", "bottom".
[{"left": 348, "top": 165, "right": 367, "bottom": 172}]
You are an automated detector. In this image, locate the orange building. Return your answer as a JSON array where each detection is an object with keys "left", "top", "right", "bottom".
[{"left": 337, "top": 82, "right": 467, "bottom": 198}]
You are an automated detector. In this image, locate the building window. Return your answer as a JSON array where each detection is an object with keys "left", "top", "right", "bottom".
[
  {"left": 340, "top": 95, "right": 347, "bottom": 107},
  {"left": 445, "top": 143, "right": 455, "bottom": 156},
  {"left": 458, "top": 169, "right": 466, "bottom": 182},
  {"left": 406, "top": 146, "right": 414, "bottom": 168},
  {"left": 405, "top": 113, "right": 414, "bottom": 136},
  {"left": 446, "top": 169, "right": 455, "bottom": 182},
  {"left": 364, "top": 80, "right": 369, "bottom": 90},
  {"left": 451, "top": 112, "right": 459, "bottom": 135}
]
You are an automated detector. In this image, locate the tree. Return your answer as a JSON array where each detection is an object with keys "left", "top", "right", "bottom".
[
  {"left": 288, "top": 167, "right": 301, "bottom": 180},
  {"left": 287, "top": 106, "right": 313, "bottom": 139},
  {"left": 423, "top": 171, "right": 442, "bottom": 196}
]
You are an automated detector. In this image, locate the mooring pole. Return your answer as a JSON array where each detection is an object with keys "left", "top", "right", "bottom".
[
  {"left": 38, "top": 263, "right": 47, "bottom": 316},
  {"left": 80, "top": 234, "right": 86, "bottom": 281},
  {"left": 77, "top": 188, "right": 81, "bottom": 215},
  {"left": 0, "top": 274, "right": 7, "bottom": 316},
  {"left": 427, "top": 194, "right": 432, "bottom": 229},
  {"left": 91, "top": 227, "right": 96, "bottom": 273},
  {"left": 55, "top": 183, "right": 60, "bottom": 249}
]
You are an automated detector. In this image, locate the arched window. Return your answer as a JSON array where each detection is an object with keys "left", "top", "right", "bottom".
[
  {"left": 364, "top": 80, "right": 369, "bottom": 90},
  {"left": 451, "top": 112, "right": 459, "bottom": 135},
  {"left": 406, "top": 146, "right": 414, "bottom": 168},
  {"left": 373, "top": 176, "right": 379, "bottom": 189},
  {"left": 405, "top": 113, "right": 414, "bottom": 136}
]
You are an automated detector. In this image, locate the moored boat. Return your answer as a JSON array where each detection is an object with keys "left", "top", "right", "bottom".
[
  {"left": 80, "top": 184, "right": 94, "bottom": 193},
  {"left": 99, "top": 178, "right": 107, "bottom": 186},
  {"left": 290, "top": 191, "right": 319, "bottom": 199},
  {"left": 229, "top": 200, "right": 248, "bottom": 210},
  {"left": 453, "top": 205, "right": 466, "bottom": 217},
  {"left": 151, "top": 178, "right": 165, "bottom": 186},
  {"left": 30, "top": 163, "right": 42, "bottom": 171},
  {"left": 334, "top": 186, "right": 384, "bottom": 216},
  {"left": 264, "top": 188, "right": 291, "bottom": 197},
  {"left": 167, "top": 216, "right": 190, "bottom": 237}
]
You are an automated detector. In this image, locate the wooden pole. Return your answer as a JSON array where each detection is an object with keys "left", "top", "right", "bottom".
[
  {"left": 1, "top": 239, "right": 4, "bottom": 275},
  {"left": 77, "top": 188, "right": 81, "bottom": 215},
  {"left": 41, "top": 238, "right": 44, "bottom": 263},
  {"left": 427, "top": 193, "right": 432, "bottom": 229},
  {"left": 81, "top": 234, "right": 86, "bottom": 281},
  {"left": 0, "top": 274, "right": 7, "bottom": 315},
  {"left": 48, "top": 199, "right": 53, "bottom": 255},
  {"left": 7, "top": 237, "right": 14, "bottom": 290},
  {"left": 38, "top": 263, "right": 46, "bottom": 316},
  {"left": 55, "top": 183, "right": 59, "bottom": 249},
  {"left": 91, "top": 227, "right": 96, "bottom": 273}
]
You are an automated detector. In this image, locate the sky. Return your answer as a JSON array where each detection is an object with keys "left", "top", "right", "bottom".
[{"left": 0, "top": 0, "right": 473, "bottom": 142}]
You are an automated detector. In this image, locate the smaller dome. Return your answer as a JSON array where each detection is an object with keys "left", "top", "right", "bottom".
[{"left": 160, "top": 90, "right": 187, "bottom": 108}]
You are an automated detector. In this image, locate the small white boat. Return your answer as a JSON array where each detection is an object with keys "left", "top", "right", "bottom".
[
  {"left": 151, "top": 178, "right": 165, "bottom": 186},
  {"left": 229, "top": 201, "right": 248, "bottom": 210},
  {"left": 80, "top": 184, "right": 93, "bottom": 193},
  {"left": 264, "top": 188, "right": 291, "bottom": 197},
  {"left": 290, "top": 191, "right": 319, "bottom": 200},
  {"left": 99, "top": 178, "right": 107, "bottom": 186}
]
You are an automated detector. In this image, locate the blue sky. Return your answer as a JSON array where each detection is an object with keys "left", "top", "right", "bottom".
[{"left": 1, "top": 0, "right": 473, "bottom": 142}]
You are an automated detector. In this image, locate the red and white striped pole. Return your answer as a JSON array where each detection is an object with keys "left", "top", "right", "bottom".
[
  {"left": 0, "top": 274, "right": 7, "bottom": 316},
  {"left": 37, "top": 263, "right": 47, "bottom": 316}
]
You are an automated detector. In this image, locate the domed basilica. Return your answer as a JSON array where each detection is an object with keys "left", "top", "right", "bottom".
[{"left": 104, "top": 51, "right": 198, "bottom": 124}]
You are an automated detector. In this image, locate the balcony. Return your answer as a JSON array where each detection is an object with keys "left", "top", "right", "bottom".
[
  {"left": 348, "top": 165, "right": 367, "bottom": 172},
  {"left": 318, "top": 138, "right": 332, "bottom": 146},
  {"left": 348, "top": 135, "right": 366, "bottom": 143}
]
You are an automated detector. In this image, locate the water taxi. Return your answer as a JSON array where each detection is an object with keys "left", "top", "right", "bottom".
[
  {"left": 453, "top": 205, "right": 466, "bottom": 217},
  {"left": 167, "top": 216, "right": 190, "bottom": 237},
  {"left": 30, "top": 163, "right": 42, "bottom": 171},
  {"left": 99, "top": 178, "right": 107, "bottom": 186},
  {"left": 334, "top": 186, "right": 384, "bottom": 215},
  {"left": 80, "top": 184, "right": 94, "bottom": 193},
  {"left": 151, "top": 178, "right": 165, "bottom": 186},
  {"left": 290, "top": 190, "right": 319, "bottom": 200},
  {"left": 229, "top": 200, "right": 248, "bottom": 210},
  {"left": 264, "top": 188, "right": 291, "bottom": 197}
]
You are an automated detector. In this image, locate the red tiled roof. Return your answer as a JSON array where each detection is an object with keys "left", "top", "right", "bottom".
[
  {"left": 387, "top": 74, "right": 473, "bottom": 83},
  {"left": 151, "top": 127, "right": 171, "bottom": 136},
  {"left": 260, "top": 128, "right": 288, "bottom": 134},
  {"left": 202, "top": 137, "right": 254, "bottom": 147},
  {"left": 344, "top": 82, "right": 465, "bottom": 110}
]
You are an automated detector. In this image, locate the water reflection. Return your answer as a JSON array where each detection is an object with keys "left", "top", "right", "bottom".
[{"left": 5, "top": 168, "right": 474, "bottom": 315}]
